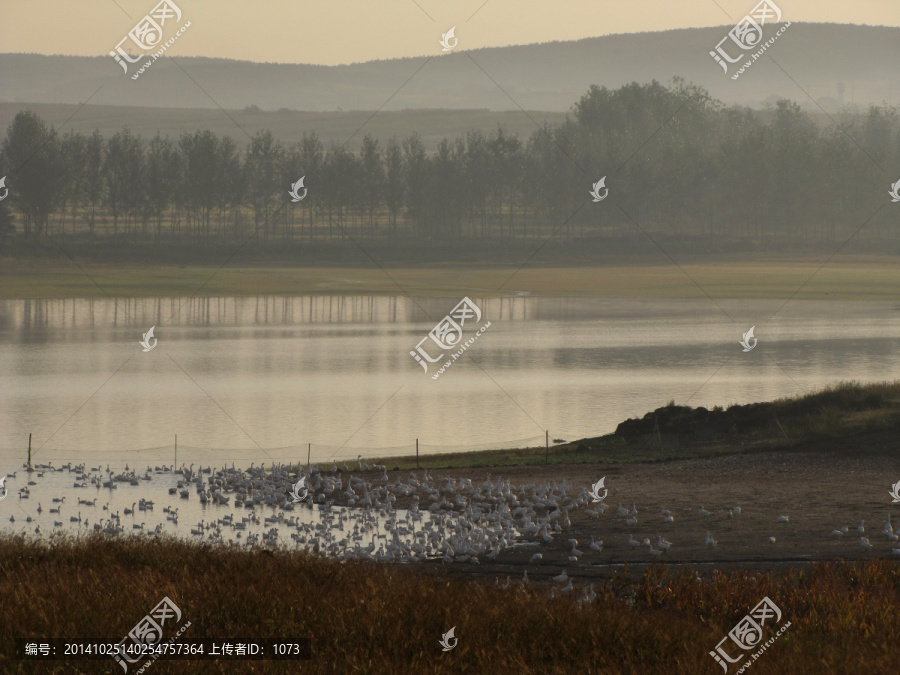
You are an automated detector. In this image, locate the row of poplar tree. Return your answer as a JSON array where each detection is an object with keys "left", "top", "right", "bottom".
[{"left": 1, "top": 79, "right": 899, "bottom": 250}]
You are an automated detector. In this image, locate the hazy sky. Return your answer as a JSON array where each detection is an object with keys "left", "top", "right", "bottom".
[{"left": 2, "top": 0, "right": 898, "bottom": 65}]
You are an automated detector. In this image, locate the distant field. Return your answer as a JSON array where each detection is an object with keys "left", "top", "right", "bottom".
[
  {"left": 0, "top": 102, "right": 568, "bottom": 152},
  {"left": 2, "top": 257, "right": 900, "bottom": 300}
]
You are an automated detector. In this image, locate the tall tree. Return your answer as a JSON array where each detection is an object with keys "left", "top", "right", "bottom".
[
  {"left": 83, "top": 130, "right": 105, "bottom": 238},
  {"left": 104, "top": 129, "right": 143, "bottom": 244},
  {"left": 360, "top": 135, "right": 384, "bottom": 239},
  {"left": 1, "top": 111, "right": 66, "bottom": 238},
  {"left": 383, "top": 137, "right": 404, "bottom": 236}
]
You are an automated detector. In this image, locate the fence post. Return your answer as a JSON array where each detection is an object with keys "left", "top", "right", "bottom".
[{"left": 416, "top": 439, "right": 419, "bottom": 470}]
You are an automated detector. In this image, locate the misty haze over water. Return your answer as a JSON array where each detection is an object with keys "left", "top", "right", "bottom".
[{"left": 2, "top": 296, "right": 898, "bottom": 464}]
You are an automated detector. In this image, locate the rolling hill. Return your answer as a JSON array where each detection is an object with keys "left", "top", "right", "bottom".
[{"left": 0, "top": 23, "right": 897, "bottom": 114}]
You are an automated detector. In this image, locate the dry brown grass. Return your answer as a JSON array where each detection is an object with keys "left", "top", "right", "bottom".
[{"left": 1, "top": 534, "right": 899, "bottom": 673}]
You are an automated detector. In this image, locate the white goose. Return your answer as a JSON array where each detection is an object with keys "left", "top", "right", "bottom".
[
  {"left": 627, "top": 534, "right": 640, "bottom": 549},
  {"left": 579, "top": 583, "right": 597, "bottom": 604},
  {"left": 552, "top": 570, "right": 568, "bottom": 584},
  {"left": 705, "top": 531, "right": 717, "bottom": 548},
  {"left": 777, "top": 515, "right": 789, "bottom": 523},
  {"left": 589, "top": 536, "right": 603, "bottom": 552}
]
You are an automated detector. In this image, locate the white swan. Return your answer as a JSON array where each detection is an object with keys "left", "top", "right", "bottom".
[
  {"left": 529, "top": 553, "right": 542, "bottom": 563},
  {"left": 777, "top": 515, "right": 789, "bottom": 523},
  {"left": 699, "top": 506, "right": 711, "bottom": 517},
  {"left": 589, "top": 536, "right": 603, "bottom": 552},
  {"left": 579, "top": 583, "right": 597, "bottom": 604},
  {"left": 552, "top": 570, "right": 568, "bottom": 584},
  {"left": 705, "top": 531, "right": 717, "bottom": 547},
  {"left": 627, "top": 534, "right": 640, "bottom": 548},
  {"left": 860, "top": 537, "right": 872, "bottom": 551}
]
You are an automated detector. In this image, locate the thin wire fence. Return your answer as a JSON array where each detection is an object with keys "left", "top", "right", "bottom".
[{"left": 0, "top": 432, "right": 585, "bottom": 467}]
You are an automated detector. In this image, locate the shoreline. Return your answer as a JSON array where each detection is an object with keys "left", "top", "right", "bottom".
[{"left": 2, "top": 258, "right": 900, "bottom": 299}]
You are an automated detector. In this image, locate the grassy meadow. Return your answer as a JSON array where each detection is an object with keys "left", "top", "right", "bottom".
[{"left": 3, "top": 257, "right": 900, "bottom": 300}]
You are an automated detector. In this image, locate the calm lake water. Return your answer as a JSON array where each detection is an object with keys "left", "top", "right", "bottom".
[{"left": 1, "top": 296, "right": 899, "bottom": 467}]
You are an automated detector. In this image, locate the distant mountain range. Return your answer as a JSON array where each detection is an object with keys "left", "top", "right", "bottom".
[{"left": 0, "top": 23, "right": 897, "bottom": 112}]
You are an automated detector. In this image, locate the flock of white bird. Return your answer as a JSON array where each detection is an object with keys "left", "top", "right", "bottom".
[{"left": 4, "top": 460, "right": 899, "bottom": 604}]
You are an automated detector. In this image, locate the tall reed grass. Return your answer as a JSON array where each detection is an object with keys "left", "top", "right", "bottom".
[{"left": 1, "top": 534, "right": 898, "bottom": 673}]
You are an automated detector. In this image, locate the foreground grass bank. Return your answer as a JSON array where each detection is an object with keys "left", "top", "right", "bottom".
[
  {"left": 0, "top": 535, "right": 897, "bottom": 673},
  {"left": 372, "top": 380, "right": 900, "bottom": 470},
  {"left": 3, "top": 257, "right": 900, "bottom": 299}
]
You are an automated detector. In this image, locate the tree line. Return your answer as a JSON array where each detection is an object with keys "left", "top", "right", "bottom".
[{"left": 1, "top": 79, "right": 899, "bottom": 253}]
